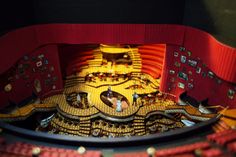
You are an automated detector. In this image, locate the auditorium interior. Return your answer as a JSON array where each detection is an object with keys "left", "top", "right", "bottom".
[{"left": 0, "top": 0, "right": 236, "bottom": 157}]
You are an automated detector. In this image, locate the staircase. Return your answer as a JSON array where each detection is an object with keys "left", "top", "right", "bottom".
[
  {"left": 212, "top": 119, "right": 231, "bottom": 133},
  {"left": 78, "top": 117, "right": 91, "bottom": 136},
  {"left": 88, "top": 49, "right": 103, "bottom": 67},
  {"left": 128, "top": 49, "right": 142, "bottom": 72},
  {"left": 64, "top": 76, "right": 85, "bottom": 88},
  {"left": 131, "top": 72, "right": 141, "bottom": 78},
  {"left": 68, "top": 92, "right": 77, "bottom": 102},
  {"left": 133, "top": 115, "right": 146, "bottom": 136},
  {"left": 173, "top": 113, "right": 182, "bottom": 119}
]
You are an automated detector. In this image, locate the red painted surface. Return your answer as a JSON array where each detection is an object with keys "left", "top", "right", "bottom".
[
  {"left": 0, "top": 45, "right": 63, "bottom": 108},
  {"left": 139, "top": 44, "right": 165, "bottom": 79},
  {"left": 0, "top": 24, "right": 185, "bottom": 74},
  {"left": 184, "top": 27, "right": 236, "bottom": 83},
  {"left": 161, "top": 44, "right": 236, "bottom": 108},
  {"left": 0, "top": 24, "right": 235, "bottom": 108}
]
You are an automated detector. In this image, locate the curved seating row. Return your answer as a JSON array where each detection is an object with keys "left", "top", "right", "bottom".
[
  {"left": 114, "top": 129, "right": 236, "bottom": 157},
  {"left": 66, "top": 50, "right": 95, "bottom": 75},
  {"left": 0, "top": 140, "right": 102, "bottom": 157},
  {"left": 138, "top": 44, "right": 165, "bottom": 79}
]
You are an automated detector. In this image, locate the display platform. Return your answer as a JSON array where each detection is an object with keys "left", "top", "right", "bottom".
[{"left": 0, "top": 24, "right": 235, "bottom": 157}]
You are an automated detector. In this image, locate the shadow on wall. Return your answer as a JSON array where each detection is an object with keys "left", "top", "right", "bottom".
[
  {"left": 183, "top": 0, "right": 236, "bottom": 47},
  {"left": 58, "top": 44, "right": 99, "bottom": 78}
]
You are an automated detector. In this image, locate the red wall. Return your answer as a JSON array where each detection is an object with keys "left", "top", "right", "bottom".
[
  {"left": 160, "top": 44, "right": 236, "bottom": 108},
  {"left": 0, "top": 45, "right": 63, "bottom": 108},
  {"left": 0, "top": 24, "right": 185, "bottom": 74},
  {"left": 0, "top": 24, "right": 235, "bottom": 108},
  {"left": 0, "top": 24, "right": 234, "bottom": 82},
  {"left": 184, "top": 27, "right": 236, "bottom": 83},
  {"left": 138, "top": 44, "right": 166, "bottom": 79}
]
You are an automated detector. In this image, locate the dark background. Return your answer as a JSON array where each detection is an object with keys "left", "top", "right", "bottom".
[{"left": 0, "top": 0, "right": 235, "bottom": 47}]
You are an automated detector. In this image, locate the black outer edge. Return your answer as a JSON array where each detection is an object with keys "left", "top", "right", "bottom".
[{"left": 0, "top": 117, "right": 219, "bottom": 147}]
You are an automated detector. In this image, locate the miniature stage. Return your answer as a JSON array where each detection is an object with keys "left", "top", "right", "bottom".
[{"left": 0, "top": 45, "right": 217, "bottom": 138}]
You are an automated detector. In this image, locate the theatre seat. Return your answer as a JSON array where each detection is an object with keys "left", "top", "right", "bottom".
[
  {"left": 0, "top": 141, "right": 102, "bottom": 157},
  {"left": 113, "top": 129, "right": 236, "bottom": 157}
]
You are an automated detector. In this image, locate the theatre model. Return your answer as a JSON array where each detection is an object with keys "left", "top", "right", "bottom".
[{"left": 0, "top": 24, "right": 235, "bottom": 156}]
